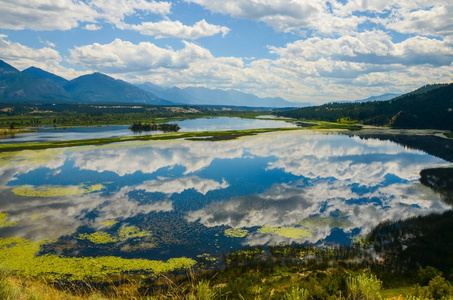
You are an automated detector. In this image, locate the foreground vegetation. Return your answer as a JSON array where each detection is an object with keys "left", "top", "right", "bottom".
[{"left": 1, "top": 242, "right": 452, "bottom": 299}]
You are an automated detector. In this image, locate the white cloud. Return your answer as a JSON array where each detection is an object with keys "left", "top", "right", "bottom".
[
  {"left": 0, "top": 35, "right": 63, "bottom": 70},
  {"left": 127, "top": 19, "right": 230, "bottom": 39},
  {"left": 184, "top": 0, "right": 363, "bottom": 34},
  {"left": 91, "top": 0, "right": 171, "bottom": 26},
  {"left": 0, "top": 0, "right": 99, "bottom": 30},
  {"left": 64, "top": 31, "right": 453, "bottom": 103},
  {"left": 69, "top": 39, "right": 213, "bottom": 73},
  {"left": 0, "top": 35, "right": 87, "bottom": 80},
  {"left": 269, "top": 31, "right": 453, "bottom": 67},
  {"left": 0, "top": 0, "right": 171, "bottom": 31},
  {"left": 0, "top": 35, "right": 61, "bottom": 67},
  {"left": 85, "top": 24, "right": 102, "bottom": 31},
  {"left": 381, "top": 3, "right": 453, "bottom": 38},
  {"left": 44, "top": 41, "right": 56, "bottom": 47},
  {"left": 186, "top": 0, "right": 453, "bottom": 38}
]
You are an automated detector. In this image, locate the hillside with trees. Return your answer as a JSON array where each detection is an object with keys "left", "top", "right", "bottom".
[{"left": 276, "top": 83, "right": 453, "bottom": 130}]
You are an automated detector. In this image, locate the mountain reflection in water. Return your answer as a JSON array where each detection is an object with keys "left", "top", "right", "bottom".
[{"left": 0, "top": 131, "right": 450, "bottom": 260}]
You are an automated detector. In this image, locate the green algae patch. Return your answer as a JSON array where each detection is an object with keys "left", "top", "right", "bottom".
[
  {"left": 224, "top": 228, "right": 249, "bottom": 238},
  {"left": 11, "top": 184, "right": 104, "bottom": 197},
  {"left": 100, "top": 220, "right": 118, "bottom": 227},
  {"left": 258, "top": 226, "right": 312, "bottom": 239},
  {"left": 0, "top": 212, "right": 17, "bottom": 228},
  {"left": 118, "top": 226, "right": 151, "bottom": 241},
  {"left": 78, "top": 232, "right": 117, "bottom": 244},
  {"left": 0, "top": 148, "right": 65, "bottom": 168},
  {"left": 298, "top": 216, "right": 354, "bottom": 228},
  {"left": 0, "top": 237, "right": 196, "bottom": 281}
]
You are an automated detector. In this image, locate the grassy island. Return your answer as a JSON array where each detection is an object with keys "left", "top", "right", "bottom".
[{"left": 128, "top": 122, "right": 180, "bottom": 132}]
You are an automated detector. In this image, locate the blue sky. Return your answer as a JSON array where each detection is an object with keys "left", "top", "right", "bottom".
[{"left": 1, "top": 0, "right": 452, "bottom": 104}]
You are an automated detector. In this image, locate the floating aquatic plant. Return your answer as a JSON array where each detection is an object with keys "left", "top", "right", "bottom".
[
  {"left": 12, "top": 184, "right": 103, "bottom": 197},
  {"left": 118, "top": 226, "right": 151, "bottom": 241},
  {"left": 77, "top": 232, "right": 117, "bottom": 244},
  {"left": 100, "top": 220, "right": 118, "bottom": 227},
  {"left": 224, "top": 228, "right": 249, "bottom": 238},
  {"left": 0, "top": 212, "right": 17, "bottom": 228},
  {"left": 0, "top": 237, "right": 195, "bottom": 281},
  {"left": 258, "top": 226, "right": 312, "bottom": 239}
]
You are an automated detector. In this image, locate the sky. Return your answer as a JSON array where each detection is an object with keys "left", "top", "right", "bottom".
[{"left": 0, "top": 0, "right": 453, "bottom": 104}]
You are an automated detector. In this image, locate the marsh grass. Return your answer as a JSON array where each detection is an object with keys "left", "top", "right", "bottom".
[{"left": 0, "top": 123, "right": 357, "bottom": 152}]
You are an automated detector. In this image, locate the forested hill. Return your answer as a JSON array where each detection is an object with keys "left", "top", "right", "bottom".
[{"left": 276, "top": 83, "right": 453, "bottom": 130}]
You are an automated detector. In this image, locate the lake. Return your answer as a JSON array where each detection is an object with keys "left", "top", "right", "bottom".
[
  {"left": 0, "top": 129, "right": 450, "bottom": 264},
  {"left": 0, "top": 117, "right": 298, "bottom": 144}
]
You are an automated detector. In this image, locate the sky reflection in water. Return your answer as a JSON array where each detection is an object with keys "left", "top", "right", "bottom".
[{"left": 0, "top": 131, "right": 450, "bottom": 260}]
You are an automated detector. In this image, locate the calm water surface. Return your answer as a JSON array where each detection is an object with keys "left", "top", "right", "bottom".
[
  {"left": 0, "top": 131, "right": 449, "bottom": 261},
  {"left": 0, "top": 117, "right": 297, "bottom": 144}
]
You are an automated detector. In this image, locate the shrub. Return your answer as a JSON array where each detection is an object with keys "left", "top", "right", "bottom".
[
  {"left": 284, "top": 287, "right": 310, "bottom": 300},
  {"left": 347, "top": 273, "right": 382, "bottom": 300},
  {"left": 417, "top": 266, "right": 443, "bottom": 286},
  {"left": 187, "top": 280, "right": 217, "bottom": 300},
  {"left": 427, "top": 276, "right": 452, "bottom": 299}
]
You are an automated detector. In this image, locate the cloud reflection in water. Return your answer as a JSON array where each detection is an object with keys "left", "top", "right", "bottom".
[{"left": 0, "top": 131, "right": 450, "bottom": 255}]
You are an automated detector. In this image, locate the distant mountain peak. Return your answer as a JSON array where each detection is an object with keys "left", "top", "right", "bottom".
[
  {"left": 0, "top": 59, "right": 20, "bottom": 74},
  {"left": 22, "top": 66, "right": 68, "bottom": 86},
  {"left": 64, "top": 73, "right": 173, "bottom": 105}
]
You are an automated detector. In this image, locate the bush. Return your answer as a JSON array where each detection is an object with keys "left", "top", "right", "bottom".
[
  {"left": 347, "top": 273, "right": 382, "bottom": 300},
  {"left": 187, "top": 280, "right": 217, "bottom": 300},
  {"left": 427, "top": 276, "right": 452, "bottom": 299},
  {"left": 284, "top": 287, "right": 310, "bottom": 300},
  {"left": 417, "top": 266, "right": 443, "bottom": 286}
]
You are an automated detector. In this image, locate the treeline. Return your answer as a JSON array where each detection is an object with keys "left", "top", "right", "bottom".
[
  {"left": 276, "top": 83, "right": 453, "bottom": 130},
  {"left": 0, "top": 104, "right": 268, "bottom": 128}
]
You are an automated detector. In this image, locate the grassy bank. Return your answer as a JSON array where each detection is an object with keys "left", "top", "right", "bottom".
[
  {"left": 1, "top": 244, "right": 452, "bottom": 299},
  {"left": 0, "top": 127, "right": 307, "bottom": 152},
  {"left": 0, "top": 120, "right": 367, "bottom": 152}
]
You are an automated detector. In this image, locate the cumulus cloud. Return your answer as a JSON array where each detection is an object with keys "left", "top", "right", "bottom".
[
  {"left": 270, "top": 31, "right": 453, "bottom": 68},
  {"left": 186, "top": 0, "right": 453, "bottom": 38},
  {"left": 184, "top": 0, "right": 362, "bottom": 34},
  {"left": 0, "top": 0, "right": 98, "bottom": 31},
  {"left": 0, "top": 35, "right": 87, "bottom": 80},
  {"left": 0, "top": 35, "right": 62, "bottom": 69},
  {"left": 380, "top": 3, "right": 453, "bottom": 38},
  {"left": 69, "top": 39, "right": 213, "bottom": 73},
  {"left": 126, "top": 19, "right": 230, "bottom": 39},
  {"left": 0, "top": 0, "right": 170, "bottom": 31}
]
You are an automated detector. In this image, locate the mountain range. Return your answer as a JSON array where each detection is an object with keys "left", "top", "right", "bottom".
[
  {"left": 136, "top": 82, "right": 304, "bottom": 107},
  {"left": 0, "top": 59, "right": 301, "bottom": 107}
]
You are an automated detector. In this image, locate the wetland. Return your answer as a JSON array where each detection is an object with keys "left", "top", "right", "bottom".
[{"left": 0, "top": 115, "right": 452, "bottom": 298}]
